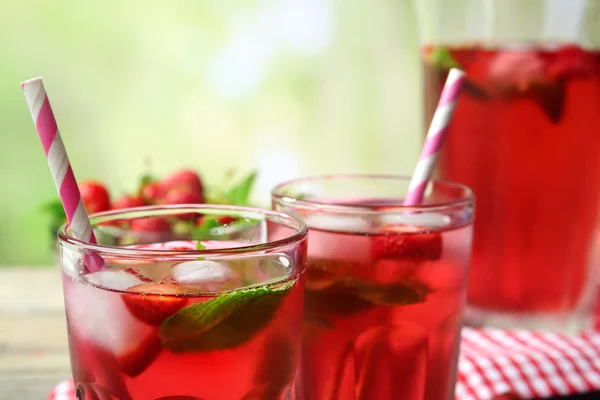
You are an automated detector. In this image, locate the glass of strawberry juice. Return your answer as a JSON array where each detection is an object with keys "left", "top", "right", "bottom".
[
  {"left": 272, "top": 174, "right": 474, "bottom": 400},
  {"left": 58, "top": 204, "right": 307, "bottom": 400},
  {"left": 414, "top": 0, "right": 600, "bottom": 332}
]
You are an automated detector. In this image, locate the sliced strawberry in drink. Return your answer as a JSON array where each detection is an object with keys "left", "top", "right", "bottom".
[
  {"left": 114, "top": 332, "right": 162, "bottom": 377},
  {"left": 371, "top": 228, "right": 442, "bottom": 261},
  {"left": 122, "top": 283, "right": 189, "bottom": 326},
  {"left": 68, "top": 331, "right": 133, "bottom": 400},
  {"left": 546, "top": 45, "right": 599, "bottom": 80},
  {"left": 66, "top": 271, "right": 163, "bottom": 382},
  {"left": 487, "top": 49, "right": 545, "bottom": 94},
  {"left": 216, "top": 215, "right": 236, "bottom": 225}
]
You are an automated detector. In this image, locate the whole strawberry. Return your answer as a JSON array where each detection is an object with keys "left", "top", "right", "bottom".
[
  {"left": 163, "top": 187, "right": 204, "bottom": 205},
  {"left": 130, "top": 217, "right": 171, "bottom": 232},
  {"left": 122, "top": 282, "right": 189, "bottom": 326},
  {"left": 139, "top": 181, "right": 166, "bottom": 204},
  {"left": 112, "top": 195, "right": 146, "bottom": 210},
  {"left": 163, "top": 169, "right": 204, "bottom": 200},
  {"left": 162, "top": 187, "right": 204, "bottom": 219},
  {"left": 80, "top": 181, "right": 111, "bottom": 214}
]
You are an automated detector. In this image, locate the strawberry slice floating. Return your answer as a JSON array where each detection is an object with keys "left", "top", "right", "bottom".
[
  {"left": 114, "top": 332, "right": 162, "bottom": 378},
  {"left": 371, "top": 227, "right": 442, "bottom": 261},
  {"left": 545, "top": 45, "right": 599, "bottom": 80},
  {"left": 122, "top": 283, "right": 189, "bottom": 326}
]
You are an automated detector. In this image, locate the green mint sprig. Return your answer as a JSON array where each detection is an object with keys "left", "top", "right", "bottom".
[
  {"left": 304, "top": 277, "right": 430, "bottom": 327},
  {"left": 429, "top": 47, "right": 461, "bottom": 70},
  {"left": 41, "top": 199, "right": 67, "bottom": 233},
  {"left": 206, "top": 170, "right": 257, "bottom": 206},
  {"left": 159, "top": 282, "right": 293, "bottom": 352}
]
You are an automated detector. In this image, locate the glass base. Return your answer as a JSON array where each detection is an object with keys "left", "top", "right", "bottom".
[{"left": 464, "top": 305, "right": 595, "bottom": 334}]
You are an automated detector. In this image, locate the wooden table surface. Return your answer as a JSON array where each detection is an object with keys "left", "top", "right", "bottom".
[{"left": 0, "top": 267, "right": 70, "bottom": 400}]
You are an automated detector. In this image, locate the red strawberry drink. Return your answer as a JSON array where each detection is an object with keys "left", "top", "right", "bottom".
[
  {"left": 58, "top": 205, "right": 307, "bottom": 400},
  {"left": 424, "top": 45, "right": 600, "bottom": 330},
  {"left": 272, "top": 175, "right": 474, "bottom": 400},
  {"left": 416, "top": 0, "right": 600, "bottom": 331}
]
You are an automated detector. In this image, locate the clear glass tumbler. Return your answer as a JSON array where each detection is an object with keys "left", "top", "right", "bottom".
[
  {"left": 58, "top": 205, "right": 307, "bottom": 400},
  {"left": 272, "top": 174, "right": 474, "bottom": 400}
]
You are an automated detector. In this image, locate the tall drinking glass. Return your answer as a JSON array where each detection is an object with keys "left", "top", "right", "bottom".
[
  {"left": 272, "top": 175, "right": 474, "bottom": 400},
  {"left": 414, "top": 0, "right": 600, "bottom": 332},
  {"left": 58, "top": 205, "right": 307, "bottom": 400}
]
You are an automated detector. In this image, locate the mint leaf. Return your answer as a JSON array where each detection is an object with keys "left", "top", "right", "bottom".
[
  {"left": 429, "top": 47, "right": 461, "bottom": 70},
  {"left": 192, "top": 216, "right": 261, "bottom": 241},
  {"left": 41, "top": 199, "right": 66, "bottom": 221},
  {"left": 139, "top": 173, "right": 156, "bottom": 188},
  {"left": 305, "top": 278, "right": 429, "bottom": 321},
  {"left": 41, "top": 199, "right": 67, "bottom": 234},
  {"left": 223, "top": 171, "right": 257, "bottom": 206},
  {"left": 191, "top": 217, "right": 221, "bottom": 239},
  {"left": 345, "top": 278, "right": 429, "bottom": 306},
  {"left": 306, "top": 259, "right": 360, "bottom": 289},
  {"left": 305, "top": 283, "right": 371, "bottom": 319},
  {"left": 159, "top": 282, "right": 293, "bottom": 352},
  {"left": 195, "top": 241, "right": 206, "bottom": 261}
]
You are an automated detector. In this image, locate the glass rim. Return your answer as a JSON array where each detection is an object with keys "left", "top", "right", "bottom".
[
  {"left": 57, "top": 204, "right": 308, "bottom": 258},
  {"left": 271, "top": 174, "right": 475, "bottom": 213}
]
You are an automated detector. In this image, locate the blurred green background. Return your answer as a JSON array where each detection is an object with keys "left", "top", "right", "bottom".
[{"left": 0, "top": 0, "right": 423, "bottom": 266}]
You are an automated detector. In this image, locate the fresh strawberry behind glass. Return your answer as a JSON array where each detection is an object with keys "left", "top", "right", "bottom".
[
  {"left": 43, "top": 169, "right": 258, "bottom": 251},
  {"left": 59, "top": 205, "right": 307, "bottom": 400},
  {"left": 272, "top": 175, "right": 474, "bottom": 400},
  {"left": 416, "top": 0, "right": 600, "bottom": 332}
]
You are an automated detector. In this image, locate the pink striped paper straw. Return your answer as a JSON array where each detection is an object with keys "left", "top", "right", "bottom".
[
  {"left": 404, "top": 68, "right": 466, "bottom": 206},
  {"left": 21, "top": 77, "right": 103, "bottom": 272}
]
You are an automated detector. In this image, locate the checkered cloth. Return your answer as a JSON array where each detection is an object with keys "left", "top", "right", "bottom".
[
  {"left": 49, "top": 328, "right": 600, "bottom": 400},
  {"left": 457, "top": 328, "right": 600, "bottom": 399}
]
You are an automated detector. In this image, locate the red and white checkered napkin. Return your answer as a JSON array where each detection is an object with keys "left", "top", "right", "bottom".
[
  {"left": 49, "top": 328, "right": 600, "bottom": 400},
  {"left": 456, "top": 328, "right": 600, "bottom": 400}
]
